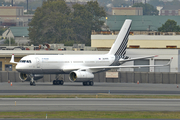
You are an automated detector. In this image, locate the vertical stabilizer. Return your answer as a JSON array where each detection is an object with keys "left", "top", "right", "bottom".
[{"left": 108, "top": 19, "right": 132, "bottom": 57}]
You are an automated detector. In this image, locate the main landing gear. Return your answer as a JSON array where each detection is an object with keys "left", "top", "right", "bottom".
[
  {"left": 52, "top": 74, "right": 64, "bottom": 85},
  {"left": 82, "top": 81, "right": 94, "bottom": 86},
  {"left": 30, "top": 74, "right": 36, "bottom": 86},
  {"left": 53, "top": 80, "right": 64, "bottom": 85}
]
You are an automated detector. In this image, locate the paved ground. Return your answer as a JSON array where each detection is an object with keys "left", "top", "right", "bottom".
[
  {"left": 0, "top": 119, "right": 178, "bottom": 120},
  {"left": 0, "top": 98, "right": 180, "bottom": 111},
  {"left": 0, "top": 82, "right": 179, "bottom": 95}
]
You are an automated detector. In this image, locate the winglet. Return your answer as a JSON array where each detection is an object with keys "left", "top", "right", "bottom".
[
  {"left": 10, "top": 54, "right": 18, "bottom": 64},
  {"left": 165, "top": 57, "right": 173, "bottom": 66}
]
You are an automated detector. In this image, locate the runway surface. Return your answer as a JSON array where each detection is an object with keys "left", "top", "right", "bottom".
[
  {"left": 0, "top": 98, "right": 180, "bottom": 111},
  {"left": 0, "top": 119, "right": 178, "bottom": 120},
  {"left": 0, "top": 82, "right": 179, "bottom": 95}
]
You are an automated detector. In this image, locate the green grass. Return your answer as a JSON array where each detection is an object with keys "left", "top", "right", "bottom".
[
  {"left": 0, "top": 94, "right": 180, "bottom": 99},
  {"left": 0, "top": 111, "right": 180, "bottom": 119}
]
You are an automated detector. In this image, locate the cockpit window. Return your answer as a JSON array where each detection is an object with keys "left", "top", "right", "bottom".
[{"left": 19, "top": 60, "right": 32, "bottom": 63}]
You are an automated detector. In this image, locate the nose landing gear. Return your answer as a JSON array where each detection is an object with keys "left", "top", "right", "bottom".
[{"left": 30, "top": 74, "right": 36, "bottom": 86}]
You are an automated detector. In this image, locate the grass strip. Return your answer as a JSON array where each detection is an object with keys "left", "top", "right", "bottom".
[
  {"left": 0, "top": 94, "right": 180, "bottom": 99},
  {"left": 0, "top": 111, "right": 180, "bottom": 119}
]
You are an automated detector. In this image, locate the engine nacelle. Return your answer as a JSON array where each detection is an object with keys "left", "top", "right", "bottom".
[
  {"left": 19, "top": 73, "right": 43, "bottom": 81},
  {"left": 69, "top": 71, "right": 94, "bottom": 82}
]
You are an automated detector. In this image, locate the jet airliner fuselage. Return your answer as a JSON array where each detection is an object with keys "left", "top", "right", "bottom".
[{"left": 16, "top": 54, "right": 116, "bottom": 74}]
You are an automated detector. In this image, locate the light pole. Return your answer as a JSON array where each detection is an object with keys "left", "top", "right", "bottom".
[
  {"left": 0, "top": 17, "right": 2, "bottom": 26},
  {"left": 18, "top": 36, "right": 24, "bottom": 46},
  {"left": 9, "top": 38, "right": 11, "bottom": 46},
  {"left": 17, "top": 18, "right": 24, "bottom": 27}
]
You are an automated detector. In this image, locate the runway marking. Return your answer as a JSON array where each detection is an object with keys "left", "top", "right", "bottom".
[{"left": 0, "top": 104, "right": 179, "bottom": 106}]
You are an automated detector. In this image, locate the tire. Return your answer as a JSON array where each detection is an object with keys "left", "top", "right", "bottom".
[
  {"left": 83, "top": 82, "right": 87, "bottom": 86},
  {"left": 86, "top": 81, "right": 89, "bottom": 86},
  {"left": 89, "top": 81, "right": 94, "bottom": 86},
  {"left": 60, "top": 80, "right": 64, "bottom": 85},
  {"left": 33, "top": 81, "right": 36, "bottom": 86},
  {"left": 53, "top": 80, "right": 56, "bottom": 85},
  {"left": 56, "top": 80, "right": 60, "bottom": 85},
  {"left": 30, "top": 81, "right": 33, "bottom": 86}
]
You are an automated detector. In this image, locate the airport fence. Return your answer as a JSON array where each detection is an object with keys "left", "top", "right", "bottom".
[{"left": 0, "top": 71, "right": 180, "bottom": 84}]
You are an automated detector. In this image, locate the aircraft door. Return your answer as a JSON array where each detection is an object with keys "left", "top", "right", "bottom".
[{"left": 36, "top": 57, "right": 41, "bottom": 68}]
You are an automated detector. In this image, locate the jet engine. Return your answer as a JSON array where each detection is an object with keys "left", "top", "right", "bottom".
[
  {"left": 19, "top": 73, "right": 43, "bottom": 81},
  {"left": 69, "top": 71, "right": 94, "bottom": 82}
]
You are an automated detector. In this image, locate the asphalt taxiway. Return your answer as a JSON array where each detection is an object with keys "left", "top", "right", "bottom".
[
  {"left": 0, "top": 82, "right": 179, "bottom": 95},
  {"left": 0, "top": 98, "right": 180, "bottom": 111},
  {"left": 0, "top": 82, "right": 179, "bottom": 112}
]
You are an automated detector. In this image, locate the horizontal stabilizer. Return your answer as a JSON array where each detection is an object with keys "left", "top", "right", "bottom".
[{"left": 119, "top": 55, "right": 158, "bottom": 63}]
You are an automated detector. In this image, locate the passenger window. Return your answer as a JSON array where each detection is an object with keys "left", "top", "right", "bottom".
[{"left": 19, "top": 60, "right": 31, "bottom": 63}]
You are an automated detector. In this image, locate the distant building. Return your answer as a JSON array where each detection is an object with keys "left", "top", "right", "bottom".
[
  {"left": 112, "top": 7, "right": 143, "bottom": 15},
  {"left": 160, "top": 5, "right": 180, "bottom": 16},
  {"left": 0, "top": 6, "right": 33, "bottom": 27},
  {"left": 159, "top": 0, "right": 173, "bottom": 2},
  {"left": 4, "top": 0, "right": 30, "bottom": 3},
  {"left": 2, "top": 27, "right": 30, "bottom": 45},
  {"left": 91, "top": 34, "right": 180, "bottom": 49},
  {"left": 104, "top": 15, "right": 180, "bottom": 31}
]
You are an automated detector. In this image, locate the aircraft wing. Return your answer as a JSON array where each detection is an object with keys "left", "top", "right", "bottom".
[
  {"left": 79, "top": 57, "right": 173, "bottom": 71},
  {"left": 119, "top": 55, "right": 158, "bottom": 62}
]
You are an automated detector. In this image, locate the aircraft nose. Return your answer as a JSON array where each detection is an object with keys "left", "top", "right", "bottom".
[
  {"left": 15, "top": 64, "right": 23, "bottom": 72},
  {"left": 15, "top": 64, "right": 20, "bottom": 70}
]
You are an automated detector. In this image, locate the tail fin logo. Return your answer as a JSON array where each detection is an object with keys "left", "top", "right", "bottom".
[{"left": 115, "top": 24, "right": 131, "bottom": 57}]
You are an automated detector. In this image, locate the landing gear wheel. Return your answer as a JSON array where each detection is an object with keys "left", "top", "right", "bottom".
[
  {"left": 83, "top": 82, "right": 87, "bottom": 86},
  {"left": 30, "top": 81, "right": 33, "bottom": 86},
  {"left": 53, "top": 80, "right": 57, "bottom": 85},
  {"left": 33, "top": 81, "right": 36, "bottom": 86},
  {"left": 53, "top": 80, "right": 55, "bottom": 85},
  {"left": 83, "top": 81, "right": 94, "bottom": 86},
  {"left": 86, "top": 81, "right": 89, "bottom": 86},
  {"left": 60, "top": 80, "right": 64, "bottom": 85},
  {"left": 29, "top": 74, "right": 36, "bottom": 86},
  {"left": 30, "top": 81, "right": 36, "bottom": 86},
  {"left": 53, "top": 80, "right": 64, "bottom": 85},
  {"left": 89, "top": 81, "right": 94, "bottom": 86},
  {"left": 56, "top": 80, "right": 60, "bottom": 85}
]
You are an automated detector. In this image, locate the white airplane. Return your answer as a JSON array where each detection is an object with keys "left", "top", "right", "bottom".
[{"left": 10, "top": 19, "right": 172, "bottom": 86}]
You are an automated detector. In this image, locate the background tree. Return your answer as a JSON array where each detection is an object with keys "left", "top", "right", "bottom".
[
  {"left": 148, "top": 0, "right": 164, "bottom": 7},
  {"left": 28, "top": 0, "right": 73, "bottom": 45},
  {"left": 86, "top": 1, "right": 106, "bottom": 31},
  {"left": 4, "top": 38, "right": 15, "bottom": 45},
  {"left": 0, "top": 27, "right": 7, "bottom": 36},
  {"left": 71, "top": 3, "right": 92, "bottom": 45},
  {"left": 158, "top": 19, "right": 180, "bottom": 32},
  {"left": 0, "top": 0, "right": 11, "bottom": 6},
  {"left": 132, "top": 2, "right": 158, "bottom": 15},
  {"left": 15, "top": 0, "right": 42, "bottom": 11},
  {"left": 28, "top": 0, "right": 106, "bottom": 46}
]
